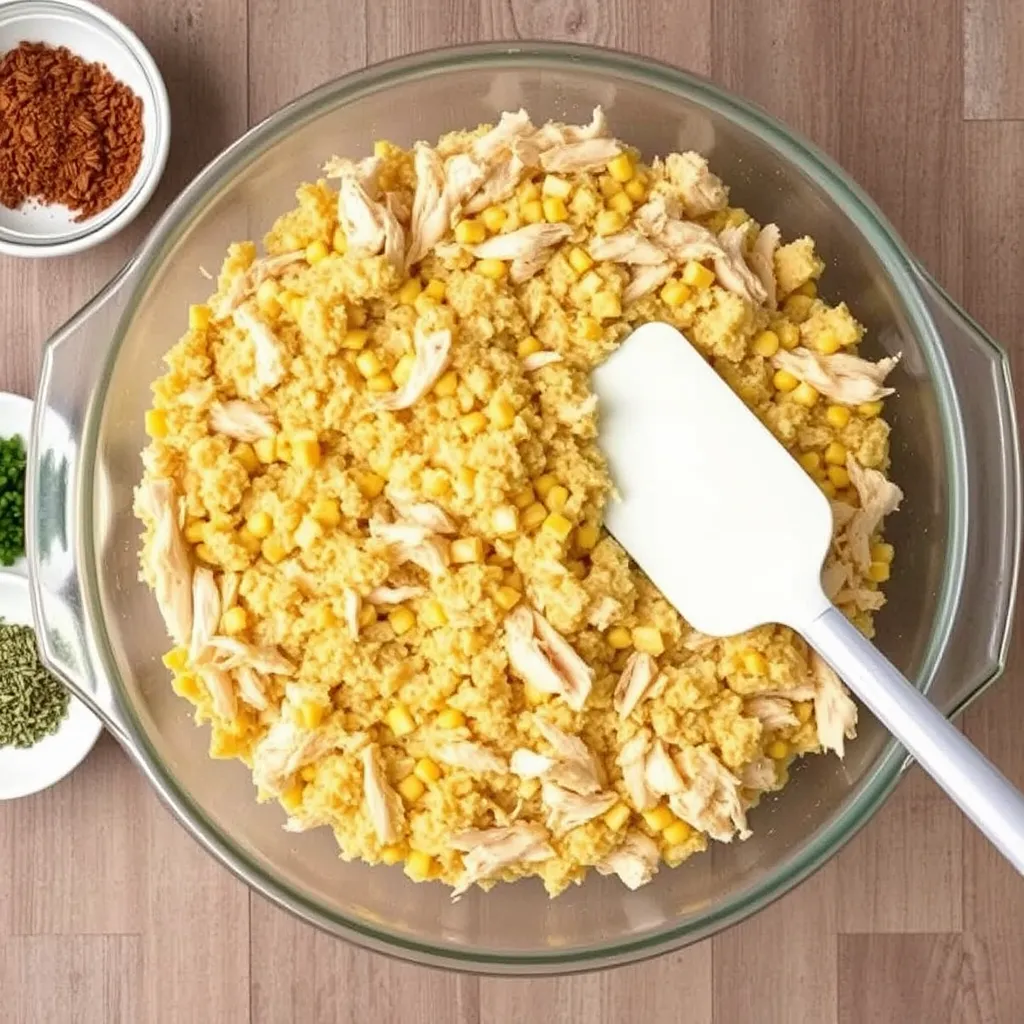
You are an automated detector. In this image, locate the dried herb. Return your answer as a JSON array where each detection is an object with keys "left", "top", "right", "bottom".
[
  {"left": 0, "top": 433, "right": 26, "bottom": 566},
  {"left": 0, "top": 619, "right": 69, "bottom": 748}
]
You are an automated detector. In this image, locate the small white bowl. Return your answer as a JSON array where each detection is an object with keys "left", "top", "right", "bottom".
[
  {"left": 0, "top": 573, "right": 103, "bottom": 799},
  {"left": 0, "top": 0, "right": 171, "bottom": 257},
  {"left": 0, "top": 391, "right": 32, "bottom": 576}
]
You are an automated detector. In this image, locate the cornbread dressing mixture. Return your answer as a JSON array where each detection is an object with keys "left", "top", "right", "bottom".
[{"left": 136, "top": 109, "right": 903, "bottom": 897}]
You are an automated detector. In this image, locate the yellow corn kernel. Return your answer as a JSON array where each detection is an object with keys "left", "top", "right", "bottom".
[
  {"left": 518, "top": 180, "right": 542, "bottom": 202},
  {"left": 606, "top": 152, "right": 635, "bottom": 183},
  {"left": 314, "top": 604, "right": 336, "bottom": 630},
  {"left": 783, "top": 294, "right": 816, "bottom": 322},
  {"left": 380, "top": 844, "right": 406, "bottom": 866},
  {"left": 454, "top": 218, "right": 487, "bottom": 245},
  {"left": 592, "top": 290, "right": 622, "bottom": 320},
  {"left": 826, "top": 441, "right": 848, "bottom": 465},
  {"left": 767, "top": 739, "right": 790, "bottom": 760},
  {"left": 521, "top": 502, "right": 548, "bottom": 531},
  {"left": 280, "top": 231, "right": 304, "bottom": 251},
  {"left": 858, "top": 400, "right": 884, "bottom": 418},
  {"left": 291, "top": 432, "right": 321, "bottom": 469},
  {"left": 642, "top": 805, "right": 675, "bottom": 832},
  {"left": 299, "top": 700, "right": 325, "bottom": 730},
  {"left": 417, "top": 280, "right": 445, "bottom": 305},
  {"left": 145, "top": 408, "right": 168, "bottom": 439},
  {"left": 391, "top": 352, "right": 416, "bottom": 389},
  {"left": 681, "top": 261, "right": 715, "bottom": 289},
  {"left": 209, "top": 510, "right": 233, "bottom": 532},
  {"left": 196, "top": 542, "right": 220, "bottom": 565},
  {"left": 221, "top": 606, "right": 248, "bottom": 635},
  {"left": 188, "top": 304, "right": 212, "bottom": 330},
  {"left": 773, "top": 369, "right": 799, "bottom": 393},
  {"left": 568, "top": 560, "right": 587, "bottom": 579},
  {"left": 332, "top": 226, "right": 347, "bottom": 253},
  {"left": 309, "top": 497, "right": 341, "bottom": 528},
  {"left": 367, "top": 372, "right": 395, "bottom": 393},
  {"left": 456, "top": 466, "right": 477, "bottom": 492},
  {"left": 529, "top": 474, "right": 555, "bottom": 500},
  {"left": 660, "top": 278, "right": 691, "bottom": 308},
  {"left": 828, "top": 466, "right": 851, "bottom": 489},
  {"left": 599, "top": 803, "right": 630, "bottom": 834},
  {"left": 254, "top": 437, "right": 277, "bottom": 464},
  {"left": 868, "top": 560, "right": 891, "bottom": 583},
  {"left": 458, "top": 411, "right": 487, "bottom": 438},
  {"left": 742, "top": 649, "right": 768, "bottom": 675},
  {"left": 305, "top": 240, "right": 329, "bottom": 265},
  {"left": 432, "top": 369, "right": 459, "bottom": 397},
  {"left": 608, "top": 190, "right": 634, "bottom": 217},
  {"left": 794, "top": 280, "right": 818, "bottom": 299},
  {"left": 404, "top": 850, "right": 436, "bottom": 881},
  {"left": 512, "top": 339, "right": 541, "bottom": 364},
  {"left": 279, "top": 782, "right": 305, "bottom": 813},
  {"left": 476, "top": 257, "right": 509, "bottom": 280},
  {"left": 632, "top": 626, "right": 665, "bottom": 656},
  {"left": 577, "top": 270, "right": 603, "bottom": 299},
  {"left": 544, "top": 485, "right": 569, "bottom": 514},
  {"left": 542, "top": 174, "right": 573, "bottom": 198},
  {"left": 792, "top": 382, "right": 819, "bottom": 408},
  {"left": 480, "top": 205, "right": 508, "bottom": 233},
  {"left": 542, "top": 512, "right": 573, "bottom": 542},
  {"left": 512, "top": 485, "right": 536, "bottom": 510},
  {"left": 575, "top": 522, "right": 600, "bottom": 552},
  {"left": 389, "top": 606, "right": 416, "bottom": 637},
  {"left": 460, "top": 630, "right": 487, "bottom": 656},
  {"left": 419, "top": 599, "right": 448, "bottom": 630},
  {"left": 819, "top": 479, "right": 837, "bottom": 499},
  {"left": 663, "top": 820, "right": 693, "bottom": 846},
  {"left": 397, "top": 773, "right": 426, "bottom": 803},
  {"left": 358, "top": 604, "right": 377, "bottom": 628},
  {"left": 436, "top": 707, "right": 465, "bottom": 730},
  {"left": 595, "top": 209, "right": 626, "bottom": 236},
  {"left": 542, "top": 196, "right": 569, "bottom": 223},
  {"left": 798, "top": 451, "right": 821, "bottom": 475},
  {"left": 520, "top": 199, "right": 544, "bottom": 224},
  {"left": 494, "top": 586, "right": 522, "bottom": 611},
  {"left": 826, "top": 404, "right": 852, "bottom": 429},
  {"left": 777, "top": 322, "right": 800, "bottom": 350},
  {"left": 487, "top": 395, "right": 516, "bottom": 430},
  {"left": 412, "top": 757, "right": 442, "bottom": 786},
  {"left": 523, "top": 682, "right": 549, "bottom": 706},
  {"left": 451, "top": 536, "right": 485, "bottom": 564},
  {"left": 606, "top": 626, "right": 632, "bottom": 650},
  {"left": 397, "top": 277, "right": 422, "bottom": 305},
  {"left": 871, "top": 542, "right": 895, "bottom": 564},
  {"left": 795, "top": 700, "right": 814, "bottom": 724},
  {"left": 579, "top": 316, "right": 603, "bottom": 341},
  {"left": 355, "top": 350, "right": 383, "bottom": 379},
  {"left": 293, "top": 516, "right": 323, "bottom": 551},
  {"left": 353, "top": 470, "right": 385, "bottom": 499},
  {"left": 233, "top": 443, "right": 259, "bottom": 475},
  {"left": 162, "top": 646, "right": 189, "bottom": 672},
  {"left": 260, "top": 536, "right": 288, "bottom": 564},
  {"left": 422, "top": 470, "right": 450, "bottom": 499},
  {"left": 342, "top": 328, "right": 369, "bottom": 351},
  {"left": 814, "top": 331, "right": 842, "bottom": 355},
  {"left": 373, "top": 139, "right": 392, "bottom": 157},
  {"left": 752, "top": 330, "right": 780, "bottom": 358},
  {"left": 567, "top": 247, "right": 595, "bottom": 276},
  {"left": 183, "top": 520, "right": 207, "bottom": 545},
  {"left": 492, "top": 505, "right": 519, "bottom": 537},
  {"left": 172, "top": 672, "right": 201, "bottom": 701},
  {"left": 599, "top": 174, "right": 622, "bottom": 198},
  {"left": 386, "top": 704, "right": 416, "bottom": 737},
  {"left": 624, "top": 178, "right": 648, "bottom": 202},
  {"left": 276, "top": 436, "right": 294, "bottom": 464}
]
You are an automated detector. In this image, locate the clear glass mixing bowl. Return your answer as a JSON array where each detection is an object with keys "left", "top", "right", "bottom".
[{"left": 26, "top": 43, "right": 1020, "bottom": 973}]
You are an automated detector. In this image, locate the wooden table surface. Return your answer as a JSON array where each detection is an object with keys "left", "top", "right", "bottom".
[{"left": 1, "top": 1, "right": 1021, "bottom": 1021}]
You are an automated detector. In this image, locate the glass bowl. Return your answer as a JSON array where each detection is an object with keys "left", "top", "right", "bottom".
[{"left": 25, "top": 43, "right": 1020, "bottom": 973}]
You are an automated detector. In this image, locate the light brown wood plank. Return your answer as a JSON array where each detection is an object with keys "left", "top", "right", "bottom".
[
  {"left": 713, "top": 862, "right": 838, "bottom": 1024},
  {"left": 249, "top": 897, "right": 479, "bottom": 1024},
  {"left": 836, "top": 767, "right": 962, "bottom": 933},
  {"left": 0, "top": 934, "right": 141, "bottom": 1024},
  {"left": 964, "top": 0, "right": 1024, "bottom": 120},
  {"left": 837, "top": 933, "right": 977, "bottom": 1024},
  {"left": 480, "top": 943, "right": 711, "bottom": 1024}
]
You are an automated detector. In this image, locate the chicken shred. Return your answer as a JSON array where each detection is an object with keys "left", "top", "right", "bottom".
[
  {"left": 539, "top": 138, "right": 623, "bottom": 173},
  {"left": 209, "top": 400, "right": 276, "bottom": 442},
  {"left": 139, "top": 479, "right": 192, "bottom": 646},
  {"left": 616, "top": 730, "right": 655, "bottom": 812},
  {"left": 586, "top": 595, "right": 622, "bottom": 631},
  {"left": 235, "top": 666, "right": 268, "bottom": 711},
  {"left": 623, "top": 263, "right": 674, "bottom": 304},
  {"left": 664, "top": 151, "right": 729, "bottom": 216},
  {"left": 385, "top": 485, "right": 457, "bottom": 534},
  {"left": 233, "top": 304, "right": 285, "bottom": 392},
  {"left": 197, "top": 636, "right": 295, "bottom": 675},
  {"left": 596, "top": 831, "right": 660, "bottom": 890},
  {"left": 712, "top": 225, "right": 768, "bottom": 306},
  {"left": 504, "top": 605, "right": 594, "bottom": 711},
  {"left": 343, "top": 587, "right": 361, "bottom": 640},
  {"left": 811, "top": 654, "right": 858, "bottom": 758},
  {"left": 252, "top": 718, "right": 339, "bottom": 795},
  {"left": 750, "top": 223, "right": 781, "bottom": 309},
  {"left": 740, "top": 756, "right": 779, "bottom": 792},
  {"left": 522, "top": 351, "right": 564, "bottom": 372},
  {"left": 189, "top": 567, "right": 221, "bottom": 662},
  {"left": 669, "top": 745, "right": 751, "bottom": 843},
  {"left": 613, "top": 651, "right": 659, "bottom": 721},
  {"left": 645, "top": 739, "right": 686, "bottom": 796},
  {"left": 745, "top": 695, "right": 800, "bottom": 732},
  {"left": 588, "top": 231, "right": 669, "bottom": 266},
  {"left": 450, "top": 822, "right": 555, "bottom": 899},
  {"left": 541, "top": 781, "right": 618, "bottom": 836},
  {"left": 199, "top": 665, "right": 236, "bottom": 722},
  {"left": 843, "top": 455, "right": 904, "bottom": 570},
  {"left": 772, "top": 347, "right": 899, "bottom": 406},
  {"left": 371, "top": 324, "right": 452, "bottom": 411},
  {"left": 212, "top": 250, "right": 305, "bottom": 320},
  {"left": 472, "top": 223, "right": 573, "bottom": 283},
  {"left": 434, "top": 741, "right": 507, "bottom": 774},
  {"left": 362, "top": 743, "right": 404, "bottom": 845},
  {"left": 366, "top": 585, "right": 427, "bottom": 605}
]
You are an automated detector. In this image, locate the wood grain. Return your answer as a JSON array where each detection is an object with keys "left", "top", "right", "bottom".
[{"left": 1, "top": 1, "right": 1023, "bottom": 1022}]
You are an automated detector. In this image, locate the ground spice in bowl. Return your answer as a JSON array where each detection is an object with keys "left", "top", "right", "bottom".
[
  {"left": 0, "top": 41, "right": 144, "bottom": 221},
  {"left": 0, "top": 620, "right": 69, "bottom": 748}
]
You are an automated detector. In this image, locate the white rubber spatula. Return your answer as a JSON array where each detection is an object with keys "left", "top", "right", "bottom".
[{"left": 592, "top": 321, "right": 1024, "bottom": 873}]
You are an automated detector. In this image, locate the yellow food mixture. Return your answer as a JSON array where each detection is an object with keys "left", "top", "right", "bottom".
[{"left": 136, "top": 109, "right": 902, "bottom": 897}]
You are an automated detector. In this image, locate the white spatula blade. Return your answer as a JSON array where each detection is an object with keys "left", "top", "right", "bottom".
[{"left": 591, "top": 321, "right": 833, "bottom": 636}]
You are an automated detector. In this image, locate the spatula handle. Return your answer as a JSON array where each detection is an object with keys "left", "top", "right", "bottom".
[{"left": 805, "top": 606, "right": 1024, "bottom": 875}]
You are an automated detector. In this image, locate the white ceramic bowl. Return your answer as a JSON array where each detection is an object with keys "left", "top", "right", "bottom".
[{"left": 0, "top": 0, "right": 170, "bottom": 257}]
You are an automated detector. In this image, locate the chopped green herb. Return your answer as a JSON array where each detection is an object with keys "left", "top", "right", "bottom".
[
  {"left": 0, "top": 619, "right": 69, "bottom": 748},
  {"left": 0, "top": 434, "right": 26, "bottom": 566}
]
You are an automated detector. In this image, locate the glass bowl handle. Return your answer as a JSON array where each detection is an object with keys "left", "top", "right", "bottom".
[
  {"left": 27, "top": 262, "right": 142, "bottom": 748},
  {"left": 914, "top": 267, "right": 1022, "bottom": 719}
]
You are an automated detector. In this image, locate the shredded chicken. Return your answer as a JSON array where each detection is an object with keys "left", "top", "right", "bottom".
[
  {"left": 233, "top": 304, "right": 285, "bottom": 392},
  {"left": 669, "top": 745, "right": 751, "bottom": 843},
  {"left": 835, "top": 585, "right": 887, "bottom": 612},
  {"left": 712, "top": 225, "right": 768, "bottom": 305},
  {"left": 139, "top": 479, "right": 192, "bottom": 645},
  {"left": 235, "top": 666, "right": 268, "bottom": 711},
  {"left": 531, "top": 716, "right": 603, "bottom": 794},
  {"left": 504, "top": 605, "right": 594, "bottom": 711},
  {"left": 843, "top": 456, "right": 904, "bottom": 570},
  {"left": 541, "top": 780, "right": 618, "bottom": 836},
  {"left": 362, "top": 744, "right": 404, "bottom": 845},
  {"left": 589, "top": 231, "right": 669, "bottom": 265},
  {"left": 811, "top": 654, "right": 858, "bottom": 758},
  {"left": 772, "top": 347, "right": 899, "bottom": 406},
  {"left": 645, "top": 739, "right": 685, "bottom": 796},
  {"left": 371, "top": 324, "right": 452, "bottom": 411},
  {"left": 596, "top": 831, "right": 660, "bottom": 890},
  {"left": 532, "top": 107, "right": 610, "bottom": 148},
  {"left": 821, "top": 559, "right": 850, "bottom": 600},
  {"left": 740, "top": 756, "right": 779, "bottom": 791},
  {"left": 509, "top": 748, "right": 555, "bottom": 778},
  {"left": 623, "top": 263, "right": 674, "bottom": 304},
  {"left": 385, "top": 485, "right": 457, "bottom": 534},
  {"left": 199, "top": 665, "right": 236, "bottom": 722},
  {"left": 322, "top": 154, "right": 382, "bottom": 190},
  {"left": 472, "top": 223, "right": 573, "bottom": 283},
  {"left": 212, "top": 250, "right": 305, "bottom": 320},
  {"left": 586, "top": 595, "right": 621, "bottom": 631},
  {"left": 617, "top": 731, "right": 656, "bottom": 811},
  {"left": 472, "top": 108, "right": 536, "bottom": 161},
  {"left": 209, "top": 400, "right": 276, "bottom": 442},
  {"left": 366, "top": 585, "right": 427, "bottom": 605},
  {"left": 393, "top": 536, "right": 451, "bottom": 577},
  {"left": 540, "top": 137, "right": 622, "bottom": 173},
  {"left": 337, "top": 174, "right": 387, "bottom": 257},
  {"left": 664, "top": 151, "right": 729, "bottom": 216},
  {"left": 434, "top": 741, "right": 507, "bottom": 774},
  {"left": 197, "top": 636, "right": 295, "bottom": 675},
  {"left": 613, "top": 652, "right": 659, "bottom": 721},
  {"left": 343, "top": 587, "right": 360, "bottom": 640},
  {"left": 406, "top": 144, "right": 448, "bottom": 267},
  {"left": 450, "top": 822, "right": 555, "bottom": 899},
  {"left": 252, "top": 718, "right": 340, "bottom": 795},
  {"left": 219, "top": 570, "right": 239, "bottom": 612},
  {"left": 189, "top": 567, "right": 221, "bottom": 662},
  {"left": 750, "top": 223, "right": 781, "bottom": 309},
  {"left": 745, "top": 695, "right": 800, "bottom": 732},
  {"left": 522, "top": 350, "right": 564, "bottom": 372}
]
